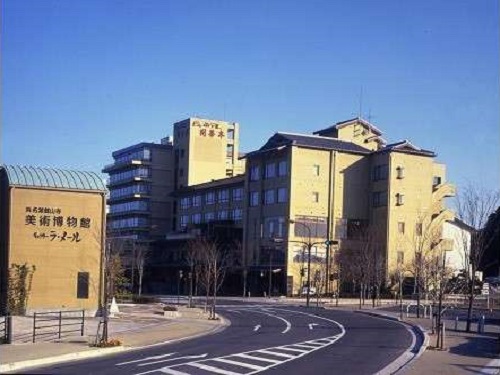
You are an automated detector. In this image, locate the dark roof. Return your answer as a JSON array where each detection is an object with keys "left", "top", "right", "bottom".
[
  {"left": 314, "top": 117, "right": 383, "bottom": 136},
  {"left": 1, "top": 165, "right": 106, "bottom": 191},
  {"left": 174, "top": 175, "right": 245, "bottom": 196},
  {"left": 112, "top": 142, "right": 171, "bottom": 158},
  {"left": 374, "top": 139, "right": 435, "bottom": 157},
  {"left": 243, "top": 132, "right": 371, "bottom": 158}
]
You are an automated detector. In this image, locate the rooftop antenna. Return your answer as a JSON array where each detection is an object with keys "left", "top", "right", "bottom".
[
  {"left": 367, "top": 108, "right": 375, "bottom": 123},
  {"left": 358, "top": 86, "right": 363, "bottom": 119}
]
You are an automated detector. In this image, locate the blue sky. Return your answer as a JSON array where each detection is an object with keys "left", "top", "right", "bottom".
[{"left": 2, "top": 0, "right": 499, "bottom": 192}]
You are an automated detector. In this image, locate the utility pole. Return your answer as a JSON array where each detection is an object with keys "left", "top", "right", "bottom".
[
  {"left": 177, "top": 270, "right": 183, "bottom": 305},
  {"left": 268, "top": 251, "right": 273, "bottom": 298}
]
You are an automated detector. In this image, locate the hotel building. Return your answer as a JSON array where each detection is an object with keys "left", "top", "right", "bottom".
[{"left": 104, "top": 116, "right": 455, "bottom": 296}]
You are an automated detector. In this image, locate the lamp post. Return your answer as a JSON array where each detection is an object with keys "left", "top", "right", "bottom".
[{"left": 177, "top": 270, "right": 183, "bottom": 305}]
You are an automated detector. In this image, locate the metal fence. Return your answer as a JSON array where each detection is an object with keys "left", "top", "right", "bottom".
[
  {"left": 0, "top": 315, "right": 11, "bottom": 344},
  {"left": 32, "top": 310, "right": 85, "bottom": 343}
]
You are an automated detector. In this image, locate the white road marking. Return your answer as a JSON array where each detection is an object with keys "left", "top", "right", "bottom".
[
  {"left": 131, "top": 308, "right": 346, "bottom": 375},
  {"left": 253, "top": 324, "right": 261, "bottom": 332},
  {"left": 138, "top": 354, "right": 208, "bottom": 367},
  {"left": 255, "top": 350, "right": 296, "bottom": 359},
  {"left": 308, "top": 323, "right": 319, "bottom": 330},
  {"left": 253, "top": 310, "right": 292, "bottom": 334},
  {"left": 158, "top": 368, "right": 190, "bottom": 375},
  {"left": 212, "top": 358, "right": 266, "bottom": 370},
  {"left": 188, "top": 362, "right": 242, "bottom": 375},
  {"left": 116, "top": 353, "right": 177, "bottom": 366},
  {"left": 288, "top": 343, "right": 321, "bottom": 349},
  {"left": 231, "top": 354, "right": 281, "bottom": 364},
  {"left": 275, "top": 347, "right": 308, "bottom": 353}
]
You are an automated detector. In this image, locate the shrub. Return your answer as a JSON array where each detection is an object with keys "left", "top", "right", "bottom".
[
  {"left": 92, "top": 338, "right": 122, "bottom": 347},
  {"left": 163, "top": 305, "right": 177, "bottom": 311}
]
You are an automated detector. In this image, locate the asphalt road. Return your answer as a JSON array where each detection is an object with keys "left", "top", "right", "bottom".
[{"left": 20, "top": 302, "right": 416, "bottom": 375}]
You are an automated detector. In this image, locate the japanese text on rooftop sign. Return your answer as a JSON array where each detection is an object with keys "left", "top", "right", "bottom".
[
  {"left": 191, "top": 121, "right": 225, "bottom": 138},
  {"left": 24, "top": 206, "right": 92, "bottom": 243}
]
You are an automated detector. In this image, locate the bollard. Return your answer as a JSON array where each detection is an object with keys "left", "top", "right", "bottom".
[
  {"left": 6, "top": 314, "right": 12, "bottom": 344},
  {"left": 455, "top": 316, "right": 459, "bottom": 331},
  {"left": 477, "top": 315, "right": 485, "bottom": 333}
]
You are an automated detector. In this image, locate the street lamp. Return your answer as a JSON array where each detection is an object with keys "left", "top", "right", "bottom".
[{"left": 177, "top": 270, "right": 183, "bottom": 305}]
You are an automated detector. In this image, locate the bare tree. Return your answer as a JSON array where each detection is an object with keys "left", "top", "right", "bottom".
[
  {"left": 133, "top": 242, "right": 149, "bottom": 296},
  {"left": 338, "top": 223, "right": 382, "bottom": 309},
  {"left": 456, "top": 183, "right": 500, "bottom": 332}
]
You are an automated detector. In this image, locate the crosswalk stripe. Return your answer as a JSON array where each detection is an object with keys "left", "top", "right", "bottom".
[
  {"left": 212, "top": 358, "right": 266, "bottom": 370},
  {"left": 231, "top": 354, "right": 281, "bottom": 364},
  {"left": 276, "top": 347, "right": 309, "bottom": 353},
  {"left": 256, "top": 350, "right": 296, "bottom": 358},
  {"left": 188, "top": 363, "right": 242, "bottom": 375},
  {"left": 158, "top": 368, "right": 191, "bottom": 375},
  {"left": 288, "top": 344, "right": 321, "bottom": 349}
]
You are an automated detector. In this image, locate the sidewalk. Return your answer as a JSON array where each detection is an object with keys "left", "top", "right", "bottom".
[
  {"left": 325, "top": 302, "right": 500, "bottom": 375},
  {"left": 0, "top": 304, "right": 228, "bottom": 374}
]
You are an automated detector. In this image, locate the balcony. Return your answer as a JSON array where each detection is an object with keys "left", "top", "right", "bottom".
[
  {"left": 102, "top": 159, "right": 151, "bottom": 173},
  {"left": 431, "top": 209, "right": 455, "bottom": 225},
  {"left": 107, "top": 176, "right": 152, "bottom": 188},
  {"left": 107, "top": 193, "right": 151, "bottom": 204},
  {"left": 107, "top": 210, "right": 151, "bottom": 218},
  {"left": 432, "top": 182, "right": 456, "bottom": 201}
]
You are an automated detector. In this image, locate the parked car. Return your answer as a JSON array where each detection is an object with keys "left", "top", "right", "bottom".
[{"left": 301, "top": 286, "right": 317, "bottom": 295}]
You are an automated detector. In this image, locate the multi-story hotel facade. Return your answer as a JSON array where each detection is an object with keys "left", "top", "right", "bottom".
[{"left": 104, "top": 116, "right": 455, "bottom": 297}]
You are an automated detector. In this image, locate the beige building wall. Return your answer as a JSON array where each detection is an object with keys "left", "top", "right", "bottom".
[
  {"left": 174, "top": 118, "right": 244, "bottom": 188},
  {"left": 8, "top": 187, "right": 104, "bottom": 311}
]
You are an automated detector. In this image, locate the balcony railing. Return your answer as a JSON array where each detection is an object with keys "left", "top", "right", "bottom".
[{"left": 102, "top": 159, "right": 151, "bottom": 173}]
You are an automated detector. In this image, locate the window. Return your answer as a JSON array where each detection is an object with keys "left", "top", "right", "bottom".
[
  {"left": 180, "top": 197, "right": 190, "bottom": 209},
  {"left": 397, "top": 251, "right": 404, "bottom": 265},
  {"left": 277, "top": 187, "right": 288, "bottom": 203},
  {"left": 192, "top": 213, "right": 202, "bottom": 224},
  {"left": 373, "top": 164, "right": 389, "bottom": 181},
  {"left": 217, "top": 210, "right": 228, "bottom": 220},
  {"left": 433, "top": 176, "right": 442, "bottom": 186},
  {"left": 180, "top": 149, "right": 185, "bottom": 158},
  {"left": 278, "top": 161, "right": 288, "bottom": 176},
  {"left": 293, "top": 216, "right": 328, "bottom": 238},
  {"left": 313, "top": 164, "right": 320, "bottom": 176},
  {"left": 396, "top": 166, "right": 405, "bottom": 179},
  {"left": 264, "top": 216, "right": 286, "bottom": 238},
  {"left": 249, "top": 191, "right": 259, "bottom": 207},
  {"left": 180, "top": 215, "right": 189, "bottom": 228},
  {"left": 227, "top": 128, "right": 235, "bottom": 140},
  {"left": 372, "top": 191, "right": 388, "bottom": 207},
  {"left": 416, "top": 223, "right": 423, "bottom": 236},
  {"left": 232, "top": 209, "right": 243, "bottom": 221},
  {"left": 77, "top": 272, "right": 89, "bottom": 299},
  {"left": 179, "top": 168, "right": 184, "bottom": 177},
  {"left": 218, "top": 189, "right": 229, "bottom": 203},
  {"left": 205, "top": 212, "right": 215, "bottom": 222},
  {"left": 396, "top": 193, "right": 405, "bottom": 206},
  {"left": 206, "top": 192, "right": 215, "bottom": 205},
  {"left": 192, "top": 195, "right": 202, "bottom": 207},
  {"left": 250, "top": 166, "right": 260, "bottom": 181},
  {"left": 226, "top": 144, "right": 234, "bottom": 159},
  {"left": 312, "top": 192, "right": 319, "bottom": 203},
  {"left": 265, "top": 163, "right": 276, "bottom": 179},
  {"left": 264, "top": 189, "right": 275, "bottom": 205},
  {"left": 226, "top": 169, "right": 233, "bottom": 177},
  {"left": 398, "top": 222, "right": 405, "bottom": 234},
  {"left": 232, "top": 188, "right": 243, "bottom": 201}
]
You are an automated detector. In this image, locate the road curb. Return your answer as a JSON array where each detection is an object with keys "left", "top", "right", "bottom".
[
  {"left": 0, "top": 316, "right": 231, "bottom": 374},
  {"left": 355, "top": 310, "right": 429, "bottom": 375},
  {"left": 0, "top": 346, "right": 127, "bottom": 374}
]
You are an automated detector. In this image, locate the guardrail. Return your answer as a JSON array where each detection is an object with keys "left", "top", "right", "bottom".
[{"left": 32, "top": 310, "right": 85, "bottom": 343}]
